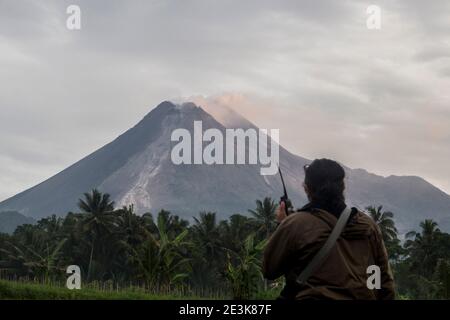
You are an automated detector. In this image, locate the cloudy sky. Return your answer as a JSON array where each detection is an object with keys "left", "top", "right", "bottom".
[{"left": 1, "top": 0, "right": 450, "bottom": 201}]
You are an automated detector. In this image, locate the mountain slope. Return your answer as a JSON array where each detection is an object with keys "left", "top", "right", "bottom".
[
  {"left": 0, "top": 101, "right": 449, "bottom": 233},
  {"left": 0, "top": 211, "right": 35, "bottom": 234}
]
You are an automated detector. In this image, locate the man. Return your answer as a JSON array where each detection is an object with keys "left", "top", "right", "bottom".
[{"left": 263, "top": 158, "right": 395, "bottom": 300}]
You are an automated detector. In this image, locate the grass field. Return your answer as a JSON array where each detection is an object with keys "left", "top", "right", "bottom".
[
  {"left": 0, "top": 278, "right": 281, "bottom": 300},
  {"left": 0, "top": 279, "right": 216, "bottom": 300}
]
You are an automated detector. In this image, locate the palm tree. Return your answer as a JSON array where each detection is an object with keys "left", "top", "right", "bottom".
[
  {"left": 192, "top": 212, "right": 221, "bottom": 260},
  {"left": 219, "top": 214, "right": 255, "bottom": 253},
  {"left": 127, "top": 212, "right": 191, "bottom": 289},
  {"left": 405, "top": 219, "right": 441, "bottom": 277},
  {"left": 78, "top": 189, "right": 115, "bottom": 216},
  {"left": 37, "top": 215, "right": 64, "bottom": 239},
  {"left": 0, "top": 238, "right": 67, "bottom": 282},
  {"left": 190, "top": 212, "right": 224, "bottom": 288},
  {"left": 112, "top": 205, "right": 145, "bottom": 276},
  {"left": 366, "top": 205, "right": 398, "bottom": 243},
  {"left": 156, "top": 210, "right": 189, "bottom": 239},
  {"left": 116, "top": 205, "right": 147, "bottom": 246},
  {"left": 248, "top": 197, "right": 277, "bottom": 239},
  {"left": 77, "top": 189, "right": 115, "bottom": 280}
]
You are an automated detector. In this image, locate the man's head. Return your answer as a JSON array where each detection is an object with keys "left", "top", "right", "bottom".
[{"left": 303, "top": 158, "right": 346, "bottom": 208}]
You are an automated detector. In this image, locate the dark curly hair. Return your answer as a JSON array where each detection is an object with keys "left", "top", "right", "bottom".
[{"left": 304, "top": 158, "right": 346, "bottom": 213}]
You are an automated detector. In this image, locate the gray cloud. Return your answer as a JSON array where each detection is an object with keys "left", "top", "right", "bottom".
[{"left": 1, "top": 0, "right": 450, "bottom": 200}]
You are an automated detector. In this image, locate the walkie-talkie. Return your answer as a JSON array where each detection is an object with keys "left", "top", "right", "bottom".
[{"left": 278, "top": 165, "right": 293, "bottom": 216}]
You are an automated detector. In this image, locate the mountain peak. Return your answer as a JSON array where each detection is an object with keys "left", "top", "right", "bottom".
[
  {"left": 152, "top": 100, "right": 202, "bottom": 112},
  {"left": 142, "top": 101, "right": 204, "bottom": 122},
  {"left": 157, "top": 100, "right": 177, "bottom": 109},
  {"left": 140, "top": 101, "right": 176, "bottom": 122}
]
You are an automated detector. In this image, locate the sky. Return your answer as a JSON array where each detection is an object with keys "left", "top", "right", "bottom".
[{"left": 1, "top": 0, "right": 450, "bottom": 201}]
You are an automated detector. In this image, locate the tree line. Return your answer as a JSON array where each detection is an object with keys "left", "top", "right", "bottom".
[{"left": 0, "top": 189, "right": 449, "bottom": 299}]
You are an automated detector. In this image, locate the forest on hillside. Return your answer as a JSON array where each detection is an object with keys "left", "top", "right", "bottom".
[{"left": 0, "top": 189, "right": 449, "bottom": 300}]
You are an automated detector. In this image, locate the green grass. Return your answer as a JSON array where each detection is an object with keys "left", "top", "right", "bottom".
[
  {"left": 0, "top": 279, "right": 280, "bottom": 300},
  {"left": 0, "top": 279, "right": 211, "bottom": 300},
  {"left": 253, "top": 289, "right": 281, "bottom": 300}
]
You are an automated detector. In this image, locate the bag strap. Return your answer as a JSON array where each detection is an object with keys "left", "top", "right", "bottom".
[{"left": 296, "top": 206, "right": 353, "bottom": 286}]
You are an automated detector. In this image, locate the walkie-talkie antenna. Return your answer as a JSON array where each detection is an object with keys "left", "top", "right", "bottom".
[
  {"left": 278, "top": 164, "right": 290, "bottom": 216},
  {"left": 278, "top": 165, "right": 287, "bottom": 199}
]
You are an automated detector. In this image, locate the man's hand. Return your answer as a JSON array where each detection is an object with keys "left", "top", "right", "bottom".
[{"left": 276, "top": 201, "right": 287, "bottom": 223}]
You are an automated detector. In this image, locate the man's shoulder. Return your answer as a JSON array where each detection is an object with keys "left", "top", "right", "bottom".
[
  {"left": 281, "top": 206, "right": 378, "bottom": 229},
  {"left": 348, "top": 208, "right": 380, "bottom": 235},
  {"left": 281, "top": 210, "right": 324, "bottom": 228},
  {"left": 353, "top": 208, "right": 378, "bottom": 226}
]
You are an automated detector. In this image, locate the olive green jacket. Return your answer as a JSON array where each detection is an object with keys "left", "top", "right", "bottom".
[{"left": 263, "top": 208, "right": 395, "bottom": 300}]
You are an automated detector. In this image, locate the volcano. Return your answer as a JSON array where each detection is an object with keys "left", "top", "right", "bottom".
[{"left": 1, "top": 101, "right": 449, "bottom": 233}]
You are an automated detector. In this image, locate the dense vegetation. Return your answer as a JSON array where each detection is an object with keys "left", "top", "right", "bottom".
[{"left": 0, "top": 190, "right": 449, "bottom": 299}]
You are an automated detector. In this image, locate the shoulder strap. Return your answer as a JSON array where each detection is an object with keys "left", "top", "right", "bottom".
[{"left": 296, "top": 206, "right": 353, "bottom": 286}]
